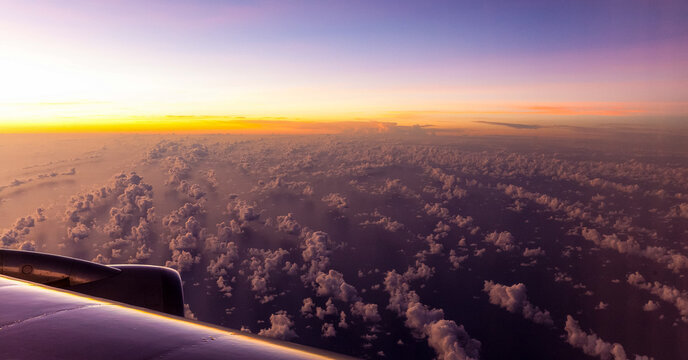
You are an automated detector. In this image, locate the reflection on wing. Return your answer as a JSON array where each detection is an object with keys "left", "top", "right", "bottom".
[{"left": 0, "top": 275, "right": 356, "bottom": 360}]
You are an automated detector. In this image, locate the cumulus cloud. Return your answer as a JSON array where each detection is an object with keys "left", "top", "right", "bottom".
[
  {"left": 627, "top": 272, "right": 688, "bottom": 322},
  {"left": 643, "top": 300, "right": 660, "bottom": 312},
  {"left": 245, "top": 248, "right": 290, "bottom": 303},
  {"left": 321, "top": 323, "right": 336, "bottom": 338},
  {"left": 315, "top": 298, "right": 338, "bottom": 320},
  {"left": 204, "top": 221, "right": 243, "bottom": 297},
  {"left": 275, "top": 213, "right": 302, "bottom": 235},
  {"left": 215, "top": 276, "right": 234, "bottom": 298},
  {"left": 403, "top": 260, "right": 435, "bottom": 281},
  {"left": 350, "top": 301, "right": 381, "bottom": 323},
  {"left": 200, "top": 169, "right": 218, "bottom": 188},
  {"left": 34, "top": 208, "right": 46, "bottom": 222},
  {"left": 426, "top": 167, "right": 468, "bottom": 200},
  {"left": 144, "top": 139, "right": 181, "bottom": 161},
  {"left": 482, "top": 281, "right": 553, "bottom": 325},
  {"left": 164, "top": 156, "right": 192, "bottom": 186},
  {"left": 383, "top": 268, "right": 480, "bottom": 360},
  {"left": 449, "top": 250, "right": 468, "bottom": 269},
  {"left": 321, "top": 193, "right": 348, "bottom": 209},
  {"left": 300, "top": 230, "right": 333, "bottom": 284},
  {"left": 65, "top": 172, "right": 143, "bottom": 228},
  {"left": 154, "top": 142, "right": 209, "bottom": 186},
  {"left": 338, "top": 311, "right": 349, "bottom": 329},
  {"left": 501, "top": 183, "right": 591, "bottom": 223},
  {"left": 67, "top": 222, "right": 90, "bottom": 243},
  {"left": 522, "top": 247, "right": 545, "bottom": 257},
  {"left": 420, "top": 232, "right": 446, "bottom": 257},
  {"left": 258, "top": 310, "right": 298, "bottom": 340},
  {"left": 12, "top": 132, "right": 682, "bottom": 358},
  {"left": 565, "top": 315, "right": 651, "bottom": 360},
  {"left": 554, "top": 272, "right": 572, "bottom": 282},
  {"left": 374, "top": 178, "right": 419, "bottom": 199},
  {"left": 207, "top": 243, "right": 239, "bottom": 277},
  {"left": 301, "top": 297, "right": 315, "bottom": 317},
  {"left": 451, "top": 214, "right": 474, "bottom": 228},
  {"left": 163, "top": 201, "right": 206, "bottom": 272},
  {"left": 434, "top": 221, "right": 451, "bottom": 234},
  {"left": 99, "top": 174, "right": 155, "bottom": 263},
  {"left": 582, "top": 228, "right": 688, "bottom": 273},
  {"left": 206, "top": 220, "right": 243, "bottom": 253},
  {"left": 0, "top": 214, "right": 37, "bottom": 248},
  {"left": 252, "top": 177, "right": 314, "bottom": 197},
  {"left": 359, "top": 211, "right": 404, "bottom": 232},
  {"left": 315, "top": 270, "right": 359, "bottom": 302},
  {"left": 177, "top": 180, "right": 206, "bottom": 199},
  {"left": 226, "top": 198, "right": 261, "bottom": 221},
  {"left": 425, "top": 319, "right": 480, "bottom": 360},
  {"left": 424, "top": 203, "right": 451, "bottom": 219},
  {"left": 595, "top": 302, "right": 608, "bottom": 310},
  {"left": 0, "top": 167, "right": 77, "bottom": 194},
  {"left": 184, "top": 304, "right": 197, "bottom": 320},
  {"left": 667, "top": 202, "right": 688, "bottom": 219},
  {"left": 483, "top": 231, "right": 517, "bottom": 252}
]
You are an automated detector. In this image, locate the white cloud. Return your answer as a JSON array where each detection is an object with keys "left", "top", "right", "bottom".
[
  {"left": 1, "top": 213, "right": 38, "bottom": 248},
  {"left": 383, "top": 269, "right": 480, "bottom": 360},
  {"left": 226, "top": 199, "right": 260, "bottom": 221},
  {"left": 321, "top": 323, "right": 336, "bottom": 338},
  {"left": 276, "top": 213, "right": 302, "bottom": 235},
  {"left": 595, "top": 302, "right": 608, "bottom": 310},
  {"left": 451, "top": 214, "right": 474, "bottom": 228},
  {"left": 177, "top": 180, "right": 205, "bottom": 200},
  {"left": 258, "top": 310, "right": 297, "bottom": 340},
  {"left": 564, "top": 315, "right": 651, "bottom": 360},
  {"left": 0, "top": 167, "right": 77, "bottom": 194},
  {"left": 375, "top": 178, "right": 419, "bottom": 199},
  {"left": 424, "top": 203, "right": 451, "bottom": 219},
  {"left": 300, "top": 230, "right": 333, "bottom": 284},
  {"left": 643, "top": 300, "right": 660, "bottom": 312},
  {"left": 184, "top": 304, "right": 197, "bottom": 320},
  {"left": 580, "top": 227, "right": 688, "bottom": 273},
  {"left": 449, "top": 250, "right": 468, "bottom": 269},
  {"left": 245, "top": 248, "right": 290, "bottom": 303},
  {"left": 207, "top": 244, "right": 239, "bottom": 277},
  {"left": 483, "top": 231, "right": 517, "bottom": 252},
  {"left": 522, "top": 247, "right": 545, "bottom": 257},
  {"left": 315, "top": 270, "right": 359, "bottom": 302},
  {"left": 350, "top": 301, "right": 381, "bottom": 323},
  {"left": 359, "top": 211, "right": 404, "bottom": 232},
  {"left": 301, "top": 297, "right": 315, "bottom": 317},
  {"left": 338, "top": 311, "right": 349, "bottom": 329},
  {"left": 163, "top": 201, "right": 206, "bottom": 272},
  {"left": 627, "top": 272, "right": 688, "bottom": 321},
  {"left": 483, "top": 281, "right": 553, "bottom": 326},
  {"left": 315, "top": 298, "right": 338, "bottom": 320},
  {"left": 322, "top": 193, "right": 348, "bottom": 209}
]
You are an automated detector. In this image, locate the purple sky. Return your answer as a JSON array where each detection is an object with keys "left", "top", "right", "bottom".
[{"left": 0, "top": 0, "right": 686, "bottom": 128}]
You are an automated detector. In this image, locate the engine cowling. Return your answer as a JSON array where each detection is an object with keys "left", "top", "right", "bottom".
[{"left": 0, "top": 249, "right": 184, "bottom": 317}]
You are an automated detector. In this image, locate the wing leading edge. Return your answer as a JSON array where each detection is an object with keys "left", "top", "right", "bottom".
[{"left": 0, "top": 275, "right": 357, "bottom": 360}]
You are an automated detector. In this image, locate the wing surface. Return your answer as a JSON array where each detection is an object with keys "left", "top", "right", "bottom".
[{"left": 0, "top": 275, "right": 355, "bottom": 360}]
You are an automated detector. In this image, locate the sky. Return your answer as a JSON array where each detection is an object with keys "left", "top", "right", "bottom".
[{"left": 0, "top": 0, "right": 687, "bottom": 132}]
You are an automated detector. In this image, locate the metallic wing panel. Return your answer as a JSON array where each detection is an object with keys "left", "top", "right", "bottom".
[{"left": 0, "top": 276, "right": 355, "bottom": 360}]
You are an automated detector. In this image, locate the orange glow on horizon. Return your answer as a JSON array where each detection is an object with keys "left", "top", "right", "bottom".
[
  {"left": 0, "top": 117, "right": 375, "bottom": 134},
  {"left": 0, "top": 101, "right": 677, "bottom": 134}
]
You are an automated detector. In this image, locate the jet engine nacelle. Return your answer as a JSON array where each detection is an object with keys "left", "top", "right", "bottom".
[{"left": 0, "top": 249, "right": 184, "bottom": 317}]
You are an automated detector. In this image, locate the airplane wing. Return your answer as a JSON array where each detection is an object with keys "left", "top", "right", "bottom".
[{"left": 0, "top": 252, "right": 357, "bottom": 360}]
